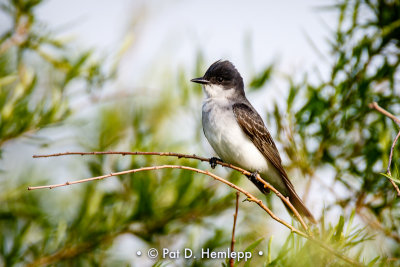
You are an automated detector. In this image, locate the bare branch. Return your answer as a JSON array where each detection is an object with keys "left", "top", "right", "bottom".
[
  {"left": 230, "top": 192, "right": 240, "bottom": 267},
  {"left": 32, "top": 151, "right": 309, "bottom": 231},
  {"left": 369, "top": 102, "right": 400, "bottom": 196},
  {"left": 369, "top": 102, "right": 400, "bottom": 126},
  {"left": 386, "top": 130, "right": 400, "bottom": 196},
  {"left": 30, "top": 151, "right": 363, "bottom": 266},
  {"left": 28, "top": 164, "right": 307, "bottom": 237},
  {"left": 387, "top": 131, "right": 400, "bottom": 175}
]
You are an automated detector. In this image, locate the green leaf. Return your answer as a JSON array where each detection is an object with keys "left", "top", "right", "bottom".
[
  {"left": 379, "top": 173, "right": 400, "bottom": 184},
  {"left": 367, "top": 256, "right": 380, "bottom": 267},
  {"left": 249, "top": 64, "right": 274, "bottom": 90},
  {"left": 267, "top": 235, "right": 273, "bottom": 264},
  {"left": 334, "top": 216, "right": 345, "bottom": 241},
  {"left": 243, "top": 238, "right": 264, "bottom": 267}
]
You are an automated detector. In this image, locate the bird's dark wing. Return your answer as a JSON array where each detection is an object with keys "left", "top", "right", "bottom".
[
  {"left": 232, "top": 102, "right": 288, "bottom": 180},
  {"left": 232, "top": 102, "right": 316, "bottom": 223}
]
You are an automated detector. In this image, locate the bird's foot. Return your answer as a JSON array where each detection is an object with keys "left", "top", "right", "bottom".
[
  {"left": 209, "top": 157, "right": 222, "bottom": 169},
  {"left": 246, "top": 170, "right": 259, "bottom": 183},
  {"left": 246, "top": 170, "right": 270, "bottom": 194}
]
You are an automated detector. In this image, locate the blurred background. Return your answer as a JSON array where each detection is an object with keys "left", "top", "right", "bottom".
[{"left": 1, "top": 0, "right": 400, "bottom": 266}]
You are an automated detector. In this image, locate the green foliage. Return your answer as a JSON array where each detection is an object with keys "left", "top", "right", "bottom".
[
  {"left": 267, "top": 0, "right": 400, "bottom": 262},
  {"left": 0, "top": 0, "right": 106, "bottom": 150},
  {"left": 249, "top": 63, "right": 274, "bottom": 91}
]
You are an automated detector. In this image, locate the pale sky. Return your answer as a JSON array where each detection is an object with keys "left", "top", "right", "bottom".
[{"left": 35, "top": 0, "right": 335, "bottom": 91}]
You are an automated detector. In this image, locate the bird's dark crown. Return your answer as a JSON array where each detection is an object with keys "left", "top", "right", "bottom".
[{"left": 203, "top": 60, "right": 244, "bottom": 90}]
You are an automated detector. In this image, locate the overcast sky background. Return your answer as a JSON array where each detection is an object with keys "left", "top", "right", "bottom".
[{"left": 36, "top": 0, "right": 336, "bottom": 91}]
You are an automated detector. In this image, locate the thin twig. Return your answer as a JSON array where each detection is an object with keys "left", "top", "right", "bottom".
[
  {"left": 386, "top": 130, "right": 400, "bottom": 196},
  {"left": 28, "top": 164, "right": 306, "bottom": 237},
  {"left": 387, "top": 131, "right": 400, "bottom": 175},
  {"left": 369, "top": 102, "right": 400, "bottom": 196},
  {"left": 30, "top": 154, "right": 362, "bottom": 266},
  {"left": 369, "top": 102, "right": 400, "bottom": 126},
  {"left": 230, "top": 192, "right": 240, "bottom": 267},
  {"left": 32, "top": 151, "right": 309, "bottom": 231},
  {"left": 27, "top": 164, "right": 362, "bottom": 266}
]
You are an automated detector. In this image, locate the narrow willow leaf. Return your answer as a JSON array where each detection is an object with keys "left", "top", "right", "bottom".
[{"left": 380, "top": 173, "right": 400, "bottom": 184}]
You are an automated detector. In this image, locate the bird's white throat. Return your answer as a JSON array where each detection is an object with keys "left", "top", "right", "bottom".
[{"left": 203, "top": 84, "right": 235, "bottom": 99}]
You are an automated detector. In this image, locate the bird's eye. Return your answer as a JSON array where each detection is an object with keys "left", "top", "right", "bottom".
[{"left": 217, "top": 77, "right": 224, "bottom": 83}]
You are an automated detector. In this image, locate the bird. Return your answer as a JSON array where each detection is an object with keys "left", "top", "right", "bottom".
[{"left": 190, "top": 60, "right": 316, "bottom": 223}]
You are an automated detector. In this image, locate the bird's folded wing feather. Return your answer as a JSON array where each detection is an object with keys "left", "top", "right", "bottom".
[
  {"left": 233, "top": 102, "right": 316, "bottom": 223},
  {"left": 232, "top": 103, "right": 295, "bottom": 191}
]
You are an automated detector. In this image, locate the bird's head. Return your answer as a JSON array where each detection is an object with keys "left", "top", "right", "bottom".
[{"left": 191, "top": 60, "right": 245, "bottom": 99}]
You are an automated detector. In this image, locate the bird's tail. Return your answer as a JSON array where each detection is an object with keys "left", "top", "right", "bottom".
[
  {"left": 284, "top": 189, "right": 316, "bottom": 224},
  {"left": 246, "top": 172, "right": 316, "bottom": 223}
]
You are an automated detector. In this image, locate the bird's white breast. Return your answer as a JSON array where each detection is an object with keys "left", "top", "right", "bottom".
[{"left": 202, "top": 98, "right": 272, "bottom": 174}]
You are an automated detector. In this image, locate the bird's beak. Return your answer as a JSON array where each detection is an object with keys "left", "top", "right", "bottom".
[{"left": 190, "top": 77, "right": 209, "bottom": 85}]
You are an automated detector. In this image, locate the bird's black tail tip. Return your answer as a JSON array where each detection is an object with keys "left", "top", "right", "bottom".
[{"left": 285, "top": 191, "right": 317, "bottom": 224}]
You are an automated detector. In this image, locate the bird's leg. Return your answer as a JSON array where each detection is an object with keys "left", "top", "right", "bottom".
[
  {"left": 246, "top": 170, "right": 270, "bottom": 194},
  {"left": 246, "top": 170, "right": 259, "bottom": 183},
  {"left": 209, "top": 157, "right": 223, "bottom": 169}
]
